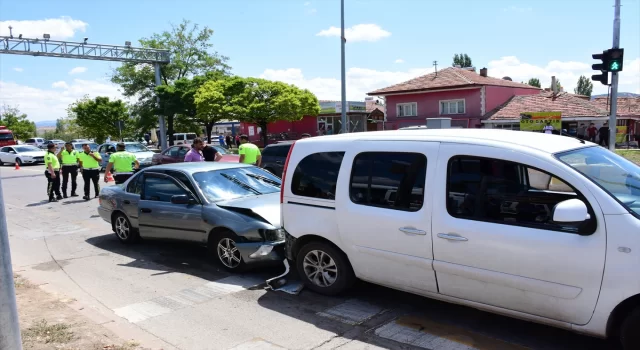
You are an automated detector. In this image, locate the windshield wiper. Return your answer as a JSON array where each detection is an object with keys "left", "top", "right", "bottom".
[
  {"left": 245, "top": 173, "right": 281, "bottom": 186},
  {"left": 220, "top": 173, "right": 262, "bottom": 195}
]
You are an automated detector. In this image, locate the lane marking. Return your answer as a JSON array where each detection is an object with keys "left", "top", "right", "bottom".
[
  {"left": 373, "top": 316, "right": 529, "bottom": 350},
  {"left": 317, "top": 299, "right": 385, "bottom": 325},
  {"left": 113, "top": 275, "right": 264, "bottom": 323}
]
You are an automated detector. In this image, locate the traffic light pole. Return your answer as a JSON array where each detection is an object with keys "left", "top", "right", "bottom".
[{"left": 608, "top": 0, "right": 621, "bottom": 151}]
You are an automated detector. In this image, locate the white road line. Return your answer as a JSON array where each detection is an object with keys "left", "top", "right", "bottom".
[
  {"left": 113, "top": 275, "right": 264, "bottom": 323},
  {"left": 317, "top": 299, "right": 385, "bottom": 325}
]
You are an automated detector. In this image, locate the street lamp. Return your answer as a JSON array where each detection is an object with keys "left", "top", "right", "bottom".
[
  {"left": 125, "top": 41, "right": 131, "bottom": 47},
  {"left": 43, "top": 33, "right": 50, "bottom": 41},
  {"left": 340, "top": 0, "right": 347, "bottom": 133},
  {"left": 83, "top": 37, "right": 88, "bottom": 44}
]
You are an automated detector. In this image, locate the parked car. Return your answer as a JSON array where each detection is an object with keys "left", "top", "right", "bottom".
[
  {"left": 43, "top": 139, "right": 66, "bottom": 150},
  {"left": 260, "top": 141, "right": 293, "bottom": 177},
  {"left": 98, "top": 142, "right": 155, "bottom": 171},
  {"left": 97, "top": 162, "right": 284, "bottom": 271},
  {"left": 71, "top": 142, "right": 98, "bottom": 152},
  {"left": 281, "top": 128, "right": 640, "bottom": 348},
  {"left": 0, "top": 145, "right": 46, "bottom": 165},
  {"left": 171, "top": 132, "right": 198, "bottom": 146},
  {"left": 24, "top": 138, "right": 46, "bottom": 148},
  {"left": 151, "top": 145, "right": 239, "bottom": 165}
]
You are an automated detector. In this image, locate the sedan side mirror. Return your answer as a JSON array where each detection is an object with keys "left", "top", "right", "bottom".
[
  {"left": 171, "top": 194, "right": 196, "bottom": 205},
  {"left": 553, "top": 199, "right": 590, "bottom": 223}
]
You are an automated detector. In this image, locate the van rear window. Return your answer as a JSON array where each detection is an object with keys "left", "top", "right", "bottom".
[{"left": 291, "top": 152, "right": 344, "bottom": 200}]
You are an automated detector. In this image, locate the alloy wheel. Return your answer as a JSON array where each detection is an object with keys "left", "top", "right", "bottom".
[
  {"left": 303, "top": 250, "right": 338, "bottom": 287},
  {"left": 217, "top": 238, "right": 241, "bottom": 268},
  {"left": 115, "top": 216, "right": 130, "bottom": 240}
]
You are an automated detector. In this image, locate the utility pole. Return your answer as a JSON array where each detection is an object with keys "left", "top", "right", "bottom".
[
  {"left": 609, "top": 0, "right": 621, "bottom": 151},
  {"left": 340, "top": 0, "right": 348, "bottom": 134},
  {"left": 0, "top": 175, "right": 22, "bottom": 350},
  {"left": 154, "top": 63, "right": 168, "bottom": 150}
]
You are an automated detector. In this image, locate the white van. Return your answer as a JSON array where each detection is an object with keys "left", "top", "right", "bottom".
[
  {"left": 280, "top": 129, "right": 640, "bottom": 348},
  {"left": 172, "top": 132, "right": 198, "bottom": 145}
]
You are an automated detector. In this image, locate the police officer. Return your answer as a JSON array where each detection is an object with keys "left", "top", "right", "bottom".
[
  {"left": 77, "top": 143, "right": 102, "bottom": 200},
  {"left": 104, "top": 142, "right": 139, "bottom": 184},
  {"left": 58, "top": 142, "right": 80, "bottom": 198},
  {"left": 44, "top": 143, "right": 63, "bottom": 202}
]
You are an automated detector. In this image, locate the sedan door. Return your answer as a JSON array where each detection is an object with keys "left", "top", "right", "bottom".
[
  {"left": 0, "top": 147, "right": 12, "bottom": 163},
  {"left": 431, "top": 144, "right": 606, "bottom": 325},
  {"left": 138, "top": 172, "right": 206, "bottom": 242},
  {"left": 335, "top": 141, "right": 440, "bottom": 294}
]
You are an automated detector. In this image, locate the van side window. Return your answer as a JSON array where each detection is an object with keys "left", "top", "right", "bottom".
[
  {"left": 446, "top": 156, "right": 595, "bottom": 234},
  {"left": 350, "top": 152, "right": 426, "bottom": 212},
  {"left": 291, "top": 152, "right": 345, "bottom": 200}
]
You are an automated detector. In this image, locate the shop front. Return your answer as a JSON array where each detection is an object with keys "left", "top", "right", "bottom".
[{"left": 316, "top": 101, "right": 369, "bottom": 135}]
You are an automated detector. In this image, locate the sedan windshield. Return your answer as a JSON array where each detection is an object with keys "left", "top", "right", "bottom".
[
  {"left": 125, "top": 143, "right": 149, "bottom": 153},
  {"left": 74, "top": 143, "right": 98, "bottom": 151},
  {"left": 557, "top": 146, "right": 640, "bottom": 216},
  {"left": 15, "top": 146, "right": 40, "bottom": 152},
  {"left": 193, "top": 167, "right": 281, "bottom": 202}
]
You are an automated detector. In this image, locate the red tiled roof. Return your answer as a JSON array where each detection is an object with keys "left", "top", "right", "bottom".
[
  {"left": 591, "top": 96, "right": 640, "bottom": 117},
  {"left": 368, "top": 67, "right": 540, "bottom": 95},
  {"left": 485, "top": 92, "right": 609, "bottom": 120}
]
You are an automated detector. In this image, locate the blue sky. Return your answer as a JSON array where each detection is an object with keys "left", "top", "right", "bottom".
[{"left": 1, "top": 0, "right": 639, "bottom": 122}]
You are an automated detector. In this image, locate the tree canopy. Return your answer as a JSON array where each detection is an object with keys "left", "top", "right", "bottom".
[
  {"left": 0, "top": 105, "right": 36, "bottom": 140},
  {"left": 111, "top": 20, "right": 230, "bottom": 143},
  {"left": 574, "top": 75, "right": 594, "bottom": 97},
  {"left": 527, "top": 78, "right": 541, "bottom": 88},
  {"left": 70, "top": 96, "right": 130, "bottom": 144},
  {"left": 452, "top": 54, "right": 473, "bottom": 68},
  {"left": 194, "top": 76, "right": 248, "bottom": 143}
]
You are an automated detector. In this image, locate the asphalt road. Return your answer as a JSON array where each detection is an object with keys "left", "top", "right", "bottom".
[{"left": 1, "top": 164, "right": 616, "bottom": 350}]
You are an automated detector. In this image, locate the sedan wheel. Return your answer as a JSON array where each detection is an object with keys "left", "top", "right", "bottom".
[
  {"left": 113, "top": 213, "right": 139, "bottom": 244},
  {"left": 296, "top": 242, "right": 355, "bottom": 296},
  {"left": 209, "top": 231, "right": 246, "bottom": 272},
  {"left": 15, "top": 158, "right": 22, "bottom": 166}
]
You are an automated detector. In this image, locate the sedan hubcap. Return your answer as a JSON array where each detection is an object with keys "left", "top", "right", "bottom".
[
  {"left": 303, "top": 250, "right": 338, "bottom": 287},
  {"left": 115, "top": 217, "right": 130, "bottom": 240},
  {"left": 217, "top": 238, "right": 241, "bottom": 268}
]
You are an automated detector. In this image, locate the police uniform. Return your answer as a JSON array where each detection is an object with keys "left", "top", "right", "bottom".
[
  {"left": 44, "top": 151, "right": 62, "bottom": 201},
  {"left": 60, "top": 149, "right": 79, "bottom": 197},
  {"left": 77, "top": 150, "right": 101, "bottom": 199},
  {"left": 109, "top": 151, "right": 137, "bottom": 184}
]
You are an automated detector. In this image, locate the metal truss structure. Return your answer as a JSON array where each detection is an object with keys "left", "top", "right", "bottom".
[{"left": 0, "top": 36, "right": 169, "bottom": 64}]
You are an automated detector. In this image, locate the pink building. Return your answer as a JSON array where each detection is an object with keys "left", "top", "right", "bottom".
[{"left": 367, "top": 67, "right": 541, "bottom": 129}]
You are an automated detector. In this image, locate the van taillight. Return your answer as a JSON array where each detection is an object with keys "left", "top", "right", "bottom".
[{"left": 280, "top": 141, "right": 296, "bottom": 204}]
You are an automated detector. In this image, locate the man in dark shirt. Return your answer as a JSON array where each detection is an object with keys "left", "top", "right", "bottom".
[
  {"left": 599, "top": 123, "right": 610, "bottom": 147},
  {"left": 202, "top": 144, "right": 222, "bottom": 162}
]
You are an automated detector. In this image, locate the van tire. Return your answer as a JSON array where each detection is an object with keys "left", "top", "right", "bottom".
[
  {"left": 621, "top": 307, "right": 640, "bottom": 349},
  {"left": 296, "top": 242, "right": 355, "bottom": 296}
]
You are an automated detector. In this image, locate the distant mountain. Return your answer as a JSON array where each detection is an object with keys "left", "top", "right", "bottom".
[
  {"left": 35, "top": 120, "right": 57, "bottom": 127},
  {"left": 591, "top": 92, "right": 639, "bottom": 99}
]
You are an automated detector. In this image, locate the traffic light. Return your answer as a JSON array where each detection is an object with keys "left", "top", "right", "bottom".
[
  {"left": 592, "top": 51, "right": 609, "bottom": 85},
  {"left": 607, "top": 48, "right": 624, "bottom": 72}
]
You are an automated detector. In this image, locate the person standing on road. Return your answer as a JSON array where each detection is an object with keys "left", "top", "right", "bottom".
[
  {"left": 577, "top": 123, "right": 587, "bottom": 140},
  {"left": 184, "top": 138, "right": 205, "bottom": 162},
  {"left": 238, "top": 134, "right": 261, "bottom": 166},
  {"left": 104, "top": 142, "right": 139, "bottom": 184},
  {"left": 44, "top": 143, "right": 63, "bottom": 202},
  {"left": 542, "top": 122, "right": 554, "bottom": 134},
  {"left": 77, "top": 143, "right": 102, "bottom": 200},
  {"left": 599, "top": 122, "right": 610, "bottom": 147},
  {"left": 225, "top": 134, "right": 233, "bottom": 149},
  {"left": 202, "top": 142, "right": 222, "bottom": 162},
  {"left": 587, "top": 123, "right": 598, "bottom": 142},
  {"left": 57, "top": 142, "right": 80, "bottom": 198}
]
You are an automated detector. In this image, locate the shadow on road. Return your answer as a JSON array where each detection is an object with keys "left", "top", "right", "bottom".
[{"left": 26, "top": 200, "right": 53, "bottom": 207}]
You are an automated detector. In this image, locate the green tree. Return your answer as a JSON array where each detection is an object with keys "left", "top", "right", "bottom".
[
  {"left": 527, "top": 78, "right": 541, "bottom": 88},
  {"left": 111, "top": 20, "right": 230, "bottom": 144},
  {"left": 195, "top": 76, "right": 248, "bottom": 143},
  {"left": 452, "top": 53, "right": 473, "bottom": 68},
  {"left": 236, "top": 78, "right": 320, "bottom": 146},
  {"left": 0, "top": 105, "right": 36, "bottom": 140},
  {"left": 70, "top": 97, "right": 129, "bottom": 144},
  {"left": 574, "top": 75, "right": 594, "bottom": 97}
]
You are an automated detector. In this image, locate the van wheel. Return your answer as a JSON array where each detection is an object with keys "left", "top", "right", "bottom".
[
  {"left": 296, "top": 242, "right": 355, "bottom": 296},
  {"left": 621, "top": 307, "right": 640, "bottom": 349}
]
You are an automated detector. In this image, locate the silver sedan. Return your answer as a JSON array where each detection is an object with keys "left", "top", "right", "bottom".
[{"left": 97, "top": 162, "right": 284, "bottom": 272}]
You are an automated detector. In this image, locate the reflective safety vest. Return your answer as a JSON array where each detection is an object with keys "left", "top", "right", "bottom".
[
  {"left": 61, "top": 150, "right": 79, "bottom": 165},
  {"left": 109, "top": 151, "right": 137, "bottom": 173},
  {"left": 44, "top": 152, "right": 60, "bottom": 170},
  {"left": 77, "top": 151, "right": 100, "bottom": 169}
]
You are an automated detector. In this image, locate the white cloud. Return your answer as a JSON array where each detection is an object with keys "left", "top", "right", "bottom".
[
  {"left": 0, "top": 17, "right": 88, "bottom": 40},
  {"left": 307, "top": 8, "right": 317, "bottom": 14},
  {"left": 69, "top": 66, "right": 88, "bottom": 75},
  {"left": 304, "top": 1, "right": 311, "bottom": 5},
  {"left": 13, "top": 68, "right": 23, "bottom": 72},
  {"left": 316, "top": 24, "right": 391, "bottom": 42},
  {"left": 394, "top": 59, "right": 404, "bottom": 64},
  {"left": 487, "top": 56, "right": 640, "bottom": 94},
  {"left": 260, "top": 67, "right": 432, "bottom": 101},
  {"left": 0, "top": 79, "right": 126, "bottom": 122}
]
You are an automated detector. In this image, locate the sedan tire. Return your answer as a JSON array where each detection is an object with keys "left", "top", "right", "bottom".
[
  {"left": 112, "top": 213, "right": 139, "bottom": 244},
  {"left": 209, "top": 230, "right": 246, "bottom": 272},
  {"left": 15, "top": 158, "right": 22, "bottom": 166},
  {"left": 296, "top": 241, "right": 355, "bottom": 296}
]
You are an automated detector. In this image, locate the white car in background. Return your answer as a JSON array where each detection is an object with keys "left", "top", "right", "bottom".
[
  {"left": 24, "top": 138, "right": 46, "bottom": 148},
  {"left": 0, "top": 145, "right": 46, "bottom": 166}
]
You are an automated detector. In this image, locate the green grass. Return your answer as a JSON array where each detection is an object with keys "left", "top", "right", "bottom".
[{"left": 615, "top": 150, "right": 640, "bottom": 165}]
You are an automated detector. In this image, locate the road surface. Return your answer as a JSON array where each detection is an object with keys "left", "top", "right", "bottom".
[{"left": 1, "top": 164, "right": 615, "bottom": 350}]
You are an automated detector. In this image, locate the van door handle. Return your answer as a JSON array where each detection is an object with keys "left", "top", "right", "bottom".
[
  {"left": 399, "top": 227, "right": 426, "bottom": 236},
  {"left": 140, "top": 208, "right": 152, "bottom": 213},
  {"left": 437, "top": 233, "right": 468, "bottom": 241}
]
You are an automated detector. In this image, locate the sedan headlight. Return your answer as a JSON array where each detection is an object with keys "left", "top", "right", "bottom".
[{"left": 263, "top": 228, "right": 285, "bottom": 241}]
